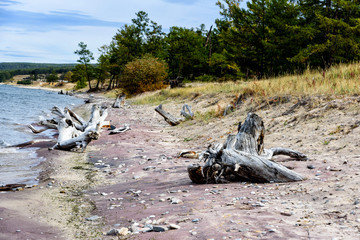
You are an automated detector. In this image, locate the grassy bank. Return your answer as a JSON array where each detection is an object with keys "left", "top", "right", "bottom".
[{"left": 132, "top": 62, "right": 360, "bottom": 105}]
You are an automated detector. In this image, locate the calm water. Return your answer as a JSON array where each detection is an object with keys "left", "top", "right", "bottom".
[{"left": 0, "top": 84, "right": 83, "bottom": 186}]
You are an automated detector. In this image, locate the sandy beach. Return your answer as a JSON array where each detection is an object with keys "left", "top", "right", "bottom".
[{"left": 1, "top": 90, "right": 360, "bottom": 239}]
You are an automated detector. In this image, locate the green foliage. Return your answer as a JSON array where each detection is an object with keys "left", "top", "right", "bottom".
[
  {"left": 16, "top": 79, "right": 32, "bottom": 85},
  {"left": 46, "top": 72, "right": 59, "bottom": 83},
  {"left": 75, "top": 77, "right": 87, "bottom": 90},
  {"left": 120, "top": 55, "right": 168, "bottom": 94},
  {"left": 74, "top": 42, "right": 94, "bottom": 89}
]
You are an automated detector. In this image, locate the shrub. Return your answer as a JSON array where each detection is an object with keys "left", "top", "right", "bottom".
[
  {"left": 75, "top": 76, "right": 87, "bottom": 90},
  {"left": 121, "top": 55, "right": 168, "bottom": 95},
  {"left": 17, "top": 79, "right": 32, "bottom": 85}
]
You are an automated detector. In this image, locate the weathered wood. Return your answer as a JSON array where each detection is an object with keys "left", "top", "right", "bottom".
[
  {"left": 113, "top": 93, "right": 126, "bottom": 108},
  {"left": 155, "top": 104, "right": 180, "bottom": 126},
  {"left": 188, "top": 112, "right": 306, "bottom": 184},
  {"left": 29, "top": 104, "right": 107, "bottom": 152},
  {"left": 180, "top": 104, "right": 194, "bottom": 119},
  {"left": 109, "top": 124, "right": 131, "bottom": 135}
]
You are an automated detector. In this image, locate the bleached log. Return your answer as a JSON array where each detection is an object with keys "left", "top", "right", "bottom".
[
  {"left": 155, "top": 104, "right": 180, "bottom": 126},
  {"left": 188, "top": 112, "right": 306, "bottom": 184},
  {"left": 112, "top": 93, "right": 126, "bottom": 108}
]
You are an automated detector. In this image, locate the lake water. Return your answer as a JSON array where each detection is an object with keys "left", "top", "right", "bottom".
[{"left": 0, "top": 84, "right": 83, "bottom": 186}]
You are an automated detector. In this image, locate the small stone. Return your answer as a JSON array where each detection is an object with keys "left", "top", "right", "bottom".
[
  {"left": 171, "top": 198, "right": 182, "bottom": 204},
  {"left": 268, "top": 229, "right": 277, "bottom": 233},
  {"left": 356, "top": 219, "right": 360, "bottom": 223},
  {"left": 86, "top": 215, "right": 102, "bottom": 221},
  {"left": 169, "top": 224, "right": 181, "bottom": 229},
  {"left": 191, "top": 231, "right": 197, "bottom": 235},
  {"left": 280, "top": 211, "right": 293, "bottom": 216},
  {"left": 118, "top": 227, "right": 129, "bottom": 236},
  {"left": 16, "top": 230, "right": 21, "bottom": 233},
  {"left": 192, "top": 218, "right": 200, "bottom": 223},
  {"left": 143, "top": 166, "right": 156, "bottom": 171},
  {"left": 106, "top": 229, "right": 119, "bottom": 236},
  {"left": 354, "top": 199, "right": 359, "bottom": 205},
  {"left": 307, "top": 165, "right": 315, "bottom": 169},
  {"left": 153, "top": 226, "right": 166, "bottom": 232}
]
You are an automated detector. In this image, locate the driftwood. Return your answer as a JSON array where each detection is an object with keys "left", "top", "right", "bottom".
[
  {"left": 28, "top": 104, "right": 107, "bottom": 152},
  {"left": 188, "top": 113, "right": 307, "bottom": 184},
  {"left": 113, "top": 93, "right": 126, "bottom": 108},
  {"left": 155, "top": 104, "right": 195, "bottom": 126},
  {"left": 180, "top": 104, "right": 194, "bottom": 119},
  {"left": 109, "top": 124, "right": 131, "bottom": 135},
  {"left": 155, "top": 104, "right": 181, "bottom": 126}
]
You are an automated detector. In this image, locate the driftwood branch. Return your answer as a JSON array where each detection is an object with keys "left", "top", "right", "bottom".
[
  {"left": 180, "top": 104, "right": 194, "bottom": 119},
  {"left": 188, "top": 113, "right": 306, "bottom": 184},
  {"left": 155, "top": 104, "right": 180, "bottom": 126},
  {"left": 109, "top": 124, "right": 131, "bottom": 135}
]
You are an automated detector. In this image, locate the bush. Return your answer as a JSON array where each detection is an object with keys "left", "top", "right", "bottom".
[
  {"left": 75, "top": 77, "right": 87, "bottom": 90},
  {"left": 195, "top": 74, "right": 217, "bottom": 82},
  {"left": 121, "top": 55, "right": 168, "bottom": 95},
  {"left": 17, "top": 79, "right": 32, "bottom": 85}
]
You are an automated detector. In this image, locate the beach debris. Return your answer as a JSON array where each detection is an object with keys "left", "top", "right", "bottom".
[
  {"left": 155, "top": 103, "right": 194, "bottom": 126},
  {"left": 86, "top": 215, "right": 102, "bottom": 221},
  {"left": 178, "top": 150, "right": 199, "bottom": 159},
  {"left": 112, "top": 93, "right": 126, "bottom": 108},
  {"left": 28, "top": 104, "right": 108, "bottom": 152},
  {"left": 188, "top": 113, "right": 307, "bottom": 184},
  {"left": 0, "top": 184, "right": 26, "bottom": 191},
  {"left": 109, "top": 124, "right": 131, "bottom": 135}
]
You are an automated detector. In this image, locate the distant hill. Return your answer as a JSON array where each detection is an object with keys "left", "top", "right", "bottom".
[{"left": 0, "top": 62, "right": 76, "bottom": 71}]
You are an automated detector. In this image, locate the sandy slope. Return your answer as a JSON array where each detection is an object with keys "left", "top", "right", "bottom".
[{"left": 1, "top": 92, "right": 360, "bottom": 239}]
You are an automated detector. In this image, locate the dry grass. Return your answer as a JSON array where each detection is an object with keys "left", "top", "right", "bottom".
[{"left": 131, "top": 62, "right": 360, "bottom": 105}]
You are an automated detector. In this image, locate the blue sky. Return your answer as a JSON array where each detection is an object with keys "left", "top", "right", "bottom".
[{"left": 0, "top": 0, "right": 227, "bottom": 63}]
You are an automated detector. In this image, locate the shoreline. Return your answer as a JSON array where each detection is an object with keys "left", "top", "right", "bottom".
[{"left": 0, "top": 90, "right": 360, "bottom": 239}]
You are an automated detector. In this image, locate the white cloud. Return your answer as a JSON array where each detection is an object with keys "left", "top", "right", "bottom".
[{"left": 0, "top": 0, "right": 221, "bottom": 63}]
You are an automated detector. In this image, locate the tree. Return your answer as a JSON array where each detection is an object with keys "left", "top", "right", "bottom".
[
  {"left": 165, "top": 26, "right": 208, "bottom": 79},
  {"left": 293, "top": 0, "right": 360, "bottom": 68},
  {"left": 74, "top": 42, "right": 94, "bottom": 90},
  {"left": 216, "top": 0, "right": 300, "bottom": 78},
  {"left": 46, "top": 71, "right": 58, "bottom": 84},
  {"left": 63, "top": 71, "right": 73, "bottom": 82}
]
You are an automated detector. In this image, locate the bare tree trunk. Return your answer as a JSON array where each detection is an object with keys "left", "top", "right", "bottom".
[{"left": 188, "top": 113, "right": 306, "bottom": 184}]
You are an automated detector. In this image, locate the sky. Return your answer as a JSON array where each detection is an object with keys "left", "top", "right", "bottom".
[{"left": 0, "top": 0, "right": 229, "bottom": 63}]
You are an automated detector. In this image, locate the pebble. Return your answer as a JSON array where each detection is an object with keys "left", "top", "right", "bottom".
[
  {"left": 307, "top": 165, "right": 315, "bottom": 169},
  {"left": 106, "top": 229, "right": 119, "bottom": 236},
  {"left": 118, "top": 227, "right": 129, "bottom": 236},
  {"left": 171, "top": 198, "right": 182, "bottom": 204},
  {"left": 86, "top": 215, "right": 102, "bottom": 221},
  {"left": 169, "top": 224, "right": 181, "bottom": 229},
  {"left": 192, "top": 218, "right": 200, "bottom": 223},
  {"left": 153, "top": 226, "right": 166, "bottom": 232},
  {"left": 16, "top": 230, "right": 21, "bottom": 233},
  {"left": 143, "top": 166, "right": 156, "bottom": 171},
  {"left": 354, "top": 200, "right": 359, "bottom": 205}
]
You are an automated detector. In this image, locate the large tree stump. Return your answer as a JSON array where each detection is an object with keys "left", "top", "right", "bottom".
[
  {"left": 188, "top": 113, "right": 307, "bottom": 184},
  {"left": 112, "top": 93, "right": 126, "bottom": 108}
]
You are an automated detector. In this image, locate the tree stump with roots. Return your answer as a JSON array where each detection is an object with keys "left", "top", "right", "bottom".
[{"left": 188, "top": 113, "right": 307, "bottom": 184}]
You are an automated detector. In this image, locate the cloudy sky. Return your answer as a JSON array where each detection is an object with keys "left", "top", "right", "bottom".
[{"left": 0, "top": 0, "right": 231, "bottom": 63}]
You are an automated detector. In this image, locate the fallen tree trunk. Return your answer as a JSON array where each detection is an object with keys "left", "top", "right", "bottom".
[
  {"left": 155, "top": 104, "right": 180, "bottom": 126},
  {"left": 188, "top": 112, "right": 307, "bottom": 184}
]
